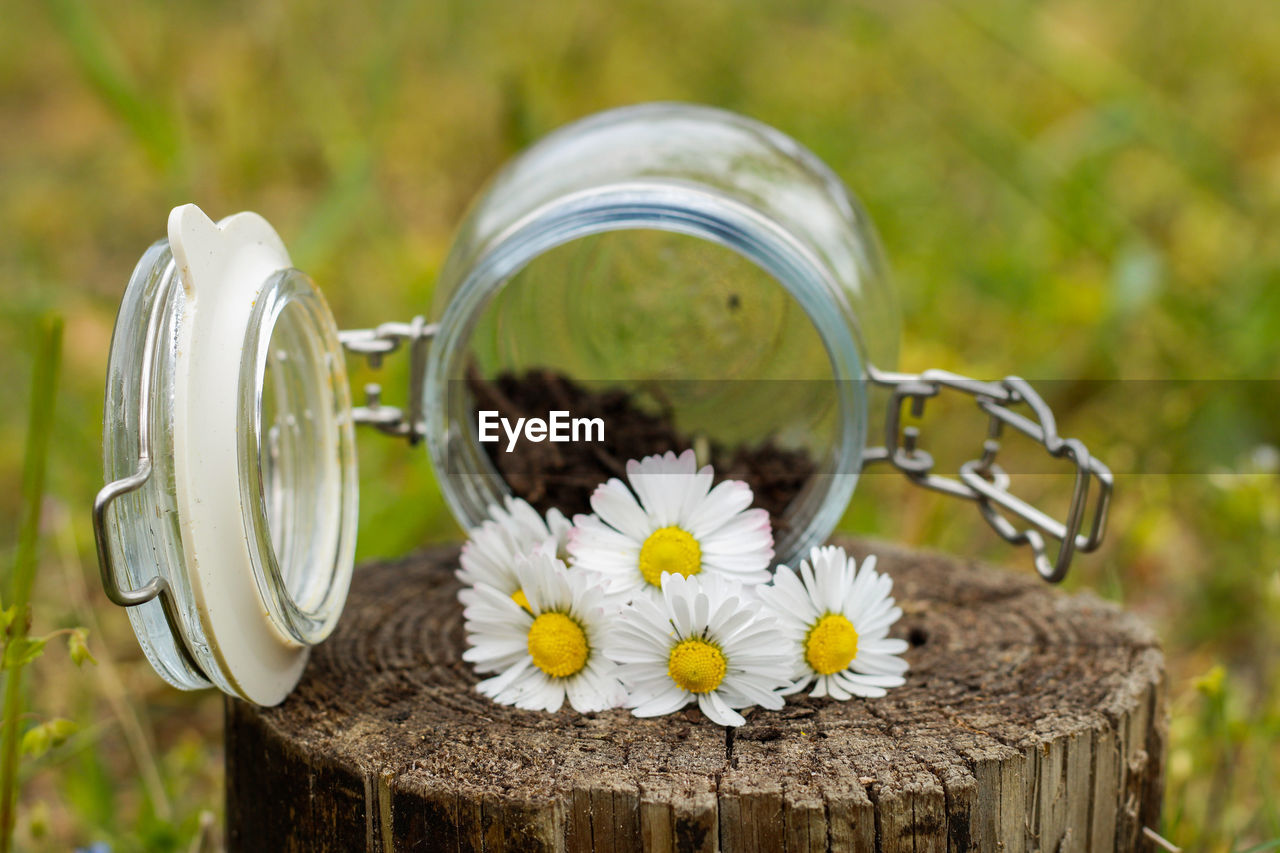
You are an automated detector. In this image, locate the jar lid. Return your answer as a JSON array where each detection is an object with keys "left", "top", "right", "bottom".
[{"left": 96, "top": 205, "right": 357, "bottom": 705}]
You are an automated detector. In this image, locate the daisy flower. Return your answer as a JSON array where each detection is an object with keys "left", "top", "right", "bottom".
[
  {"left": 462, "top": 551, "right": 626, "bottom": 713},
  {"left": 567, "top": 450, "right": 773, "bottom": 603},
  {"left": 457, "top": 496, "right": 572, "bottom": 609},
  {"left": 759, "top": 546, "right": 909, "bottom": 700},
  {"left": 604, "top": 572, "right": 792, "bottom": 727}
]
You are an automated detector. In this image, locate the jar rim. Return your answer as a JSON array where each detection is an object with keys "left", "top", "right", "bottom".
[{"left": 238, "top": 267, "right": 358, "bottom": 646}]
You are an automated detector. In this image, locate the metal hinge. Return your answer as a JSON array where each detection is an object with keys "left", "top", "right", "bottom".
[
  {"left": 338, "top": 316, "right": 436, "bottom": 445},
  {"left": 861, "top": 366, "right": 1114, "bottom": 583}
]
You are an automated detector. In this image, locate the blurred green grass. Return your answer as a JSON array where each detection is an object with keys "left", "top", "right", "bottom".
[{"left": 0, "top": 0, "right": 1277, "bottom": 849}]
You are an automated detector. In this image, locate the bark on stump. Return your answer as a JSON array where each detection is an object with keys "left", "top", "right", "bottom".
[{"left": 225, "top": 540, "right": 1166, "bottom": 852}]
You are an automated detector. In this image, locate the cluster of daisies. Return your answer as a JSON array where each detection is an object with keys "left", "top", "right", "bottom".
[{"left": 457, "top": 450, "right": 909, "bottom": 727}]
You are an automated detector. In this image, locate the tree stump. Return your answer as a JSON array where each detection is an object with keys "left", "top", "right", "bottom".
[{"left": 225, "top": 540, "right": 1166, "bottom": 852}]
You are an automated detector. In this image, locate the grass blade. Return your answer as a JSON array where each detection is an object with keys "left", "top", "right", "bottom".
[{"left": 0, "top": 315, "right": 64, "bottom": 852}]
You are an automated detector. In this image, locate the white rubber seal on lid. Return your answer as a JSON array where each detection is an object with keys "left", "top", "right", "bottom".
[{"left": 168, "top": 204, "right": 355, "bottom": 705}]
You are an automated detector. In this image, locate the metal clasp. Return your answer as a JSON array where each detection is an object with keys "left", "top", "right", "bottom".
[
  {"left": 862, "top": 366, "right": 1114, "bottom": 583},
  {"left": 338, "top": 316, "right": 436, "bottom": 445}
]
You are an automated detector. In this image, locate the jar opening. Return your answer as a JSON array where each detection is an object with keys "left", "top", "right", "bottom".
[
  {"left": 240, "top": 269, "right": 357, "bottom": 645},
  {"left": 426, "top": 187, "right": 870, "bottom": 565},
  {"left": 460, "top": 228, "right": 839, "bottom": 543}
]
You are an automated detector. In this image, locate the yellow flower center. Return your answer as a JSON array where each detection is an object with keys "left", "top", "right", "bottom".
[
  {"left": 667, "top": 638, "right": 727, "bottom": 694},
  {"left": 639, "top": 526, "right": 702, "bottom": 587},
  {"left": 804, "top": 613, "right": 859, "bottom": 675},
  {"left": 527, "top": 612, "right": 589, "bottom": 678},
  {"left": 511, "top": 588, "right": 531, "bottom": 612}
]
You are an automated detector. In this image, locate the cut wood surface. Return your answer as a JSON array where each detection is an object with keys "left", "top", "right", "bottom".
[{"left": 225, "top": 540, "right": 1166, "bottom": 852}]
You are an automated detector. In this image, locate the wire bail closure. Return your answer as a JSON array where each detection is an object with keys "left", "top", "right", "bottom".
[
  {"left": 862, "top": 367, "right": 1114, "bottom": 583},
  {"left": 338, "top": 316, "right": 436, "bottom": 445}
]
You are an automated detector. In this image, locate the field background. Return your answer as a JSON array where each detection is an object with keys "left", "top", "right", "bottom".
[{"left": 1, "top": 1, "right": 1277, "bottom": 850}]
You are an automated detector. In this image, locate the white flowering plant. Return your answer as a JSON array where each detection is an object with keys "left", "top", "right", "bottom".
[{"left": 457, "top": 449, "right": 908, "bottom": 727}]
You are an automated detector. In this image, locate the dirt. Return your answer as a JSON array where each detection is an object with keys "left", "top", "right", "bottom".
[{"left": 466, "top": 368, "right": 817, "bottom": 530}]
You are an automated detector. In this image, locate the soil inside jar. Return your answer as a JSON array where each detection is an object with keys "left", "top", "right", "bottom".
[{"left": 466, "top": 368, "right": 816, "bottom": 530}]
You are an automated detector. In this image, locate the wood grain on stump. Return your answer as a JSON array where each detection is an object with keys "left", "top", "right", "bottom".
[{"left": 225, "top": 540, "right": 1166, "bottom": 852}]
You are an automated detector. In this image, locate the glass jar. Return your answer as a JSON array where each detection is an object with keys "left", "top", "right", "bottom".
[
  {"left": 428, "top": 103, "right": 899, "bottom": 565},
  {"left": 95, "top": 103, "right": 1109, "bottom": 705}
]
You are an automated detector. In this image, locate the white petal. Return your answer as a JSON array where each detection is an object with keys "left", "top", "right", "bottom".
[
  {"left": 569, "top": 517, "right": 642, "bottom": 560},
  {"left": 685, "top": 480, "right": 754, "bottom": 538},
  {"left": 675, "top": 465, "right": 715, "bottom": 526},
  {"left": 632, "top": 686, "right": 692, "bottom": 717},
  {"left": 516, "top": 679, "right": 566, "bottom": 712},
  {"left": 837, "top": 671, "right": 904, "bottom": 689},
  {"left": 856, "top": 608, "right": 903, "bottom": 638},
  {"left": 697, "top": 508, "right": 773, "bottom": 552},
  {"left": 861, "top": 637, "right": 909, "bottom": 656},
  {"left": 698, "top": 691, "right": 746, "bottom": 727},
  {"left": 823, "top": 676, "right": 854, "bottom": 700},
  {"left": 725, "top": 674, "right": 786, "bottom": 709},
  {"left": 627, "top": 450, "right": 696, "bottom": 527},
  {"left": 852, "top": 652, "right": 910, "bottom": 676},
  {"left": 565, "top": 673, "right": 606, "bottom": 713},
  {"left": 761, "top": 566, "right": 822, "bottom": 624},
  {"left": 831, "top": 671, "right": 893, "bottom": 698},
  {"left": 476, "top": 657, "right": 535, "bottom": 698},
  {"left": 663, "top": 575, "right": 696, "bottom": 639},
  {"left": 590, "top": 479, "right": 654, "bottom": 541}
]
